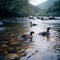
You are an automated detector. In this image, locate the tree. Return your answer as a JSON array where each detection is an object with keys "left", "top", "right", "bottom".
[
  {"left": 47, "top": 0, "right": 60, "bottom": 16},
  {"left": 0, "top": 0, "right": 35, "bottom": 17}
]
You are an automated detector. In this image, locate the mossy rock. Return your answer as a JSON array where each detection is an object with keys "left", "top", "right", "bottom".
[
  {"left": 2, "top": 41, "right": 8, "bottom": 44},
  {"left": 0, "top": 49, "right": 8, "bottom": 55},
  {"left": 1, "top": 44, "right": 8, "bottom": 49},
  {"left": 7, "top": 47, "right": 17, "bottom": 53},
  {"left": 6, "top": 53, "right": 19, "bottom": 60},
  {"left": 9, "top": 42, "right": 20, "bottom": 45}
]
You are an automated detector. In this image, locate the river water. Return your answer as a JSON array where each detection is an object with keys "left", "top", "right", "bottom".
[{"left": 0, "top": 18, "right": 60, "bottom": 60}]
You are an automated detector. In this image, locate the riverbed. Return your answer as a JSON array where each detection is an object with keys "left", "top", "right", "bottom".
[{"left": 0, "top": 18, "right": 60, "bottom": 60}]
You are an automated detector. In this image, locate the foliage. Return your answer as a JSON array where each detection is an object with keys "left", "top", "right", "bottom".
[
  {"left": 0, "top": 0, "right": 35, "bottom": 17},
  {"left": 47, "top": 0, "right": 60, "bottom": 16},
  {"left": 38, "top": 9, "right": 47, "bottom": 16}
]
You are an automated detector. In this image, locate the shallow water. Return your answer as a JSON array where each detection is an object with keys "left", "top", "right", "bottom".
[{"left": 0, "top": 18, "right": 60, "bottom": 60}]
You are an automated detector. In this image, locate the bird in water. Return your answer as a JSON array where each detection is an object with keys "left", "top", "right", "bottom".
[
  {"left": 39, "top": 27, "right": 51, "bottom": 38},
  {"left": 18, "top": 31, "right": 34, "bottom": 42},
  {"left": 30, "top": 22, "right": 37, "bottom": 27}
]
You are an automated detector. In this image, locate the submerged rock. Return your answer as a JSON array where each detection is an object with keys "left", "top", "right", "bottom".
[{"left": 6, "top": 53, "right": 19, "bottom": 60}]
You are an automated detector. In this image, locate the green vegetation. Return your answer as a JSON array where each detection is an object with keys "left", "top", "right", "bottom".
[
  {"left": 0, "top": 0, "right": 36, "bottom": 17},
  {"left": 38, "top": 9, "right": 47, "bottom": 16},
  {"left": 47, "top": 0, "right": 60, "bottom": 16},
  {"left": 0, "top": 0, "right": 60, "bottom": 17},
  {"left": 38, "top": 0, "right": 60, "bottom": 16}
]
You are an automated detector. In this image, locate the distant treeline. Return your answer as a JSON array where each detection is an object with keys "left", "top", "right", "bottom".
[
  {"left": 0, "top": 0, "right": 39, "bottom": 17},
  {"left": 0, "top": 0, "right": 59, "bottom": 18},
  {"left": 38, "top": 0, "right": 60, "bottom": 16},
  {"left": 46, "top": 0, "right": 60, "bottom": 16}
]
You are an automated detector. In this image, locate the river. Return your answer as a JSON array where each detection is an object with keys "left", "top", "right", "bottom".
[{"left": 0, "top": 18, "right": 60, "bottom": 60}]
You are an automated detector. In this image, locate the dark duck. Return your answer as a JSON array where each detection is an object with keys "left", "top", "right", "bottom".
[
  {"left": 30, "top": 22, "right": 37, "bottom": 27},
  {"left": 39, "top": 27, "right": 51, "bottom": 37},
  {"left": 18, "top": 31, "right": 34, "bottom": 41}
]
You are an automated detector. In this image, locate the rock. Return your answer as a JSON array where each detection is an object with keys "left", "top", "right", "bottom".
[
  {"left": 6, "top": 53, "right": 19, "bottom": 60},
  {"left": 2, "top": 41, "right": 8, "bottom": 44},
  {"left": 7, "top": 47, "right": 17, "bottom": 53},
  {"left": 18, "top": 49, "right": 25, "bottom": 53},
  {"left": 9, "top": 41, "right": 20, "bottom": 46},
  {"left": 1, "top": 44, "right": 8, "bottom": 49},
  {"left": 0, "top": 49, "right": 8, "bottom": 55}
]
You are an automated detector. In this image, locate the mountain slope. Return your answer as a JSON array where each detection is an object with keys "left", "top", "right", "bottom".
[{"left": 38, "top": 0, "right": 58, "bottom": 9}]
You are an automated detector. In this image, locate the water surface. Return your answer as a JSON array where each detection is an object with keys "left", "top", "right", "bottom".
[{"left": 0, "top": 18, "right": 60, "bottom": 60}]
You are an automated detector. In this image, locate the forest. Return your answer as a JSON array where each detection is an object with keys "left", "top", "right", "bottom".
[
  {"left": 0, "top": 0, "right": 35, "bottom": 17},
  {"left": 0, "top": 0, "right": 60, "bottom": 17},
  {"left": 39, "top": 0, "right": 60, "bottom": 16},
  {"left": 46, "top": 0, "right": 60, "bottom": 16}
]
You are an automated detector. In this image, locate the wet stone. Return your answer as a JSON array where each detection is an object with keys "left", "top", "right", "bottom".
[
  {"left": 0, "top": 32, "right": 33, "bottom": 59},
  {"left": 1, "top": 44, "right": 8, "bottom": 48},
  {"left": 6, "top": 53, "right": 19, "bottom": 60}
]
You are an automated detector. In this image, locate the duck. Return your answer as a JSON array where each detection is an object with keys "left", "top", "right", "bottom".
[
  {"left": 39, "top": 27, "right": 51, "bottom": 37},
  {"left": 30, "top": 22, "right": 37, "bottom": 27},
  {"left": 18, "top": 31, "right": 34, "bottom": 41}
]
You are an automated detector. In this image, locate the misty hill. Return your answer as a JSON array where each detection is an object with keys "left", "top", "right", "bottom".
[{"left": 38, "top": 0, "right": 58, "bottom": 9}]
